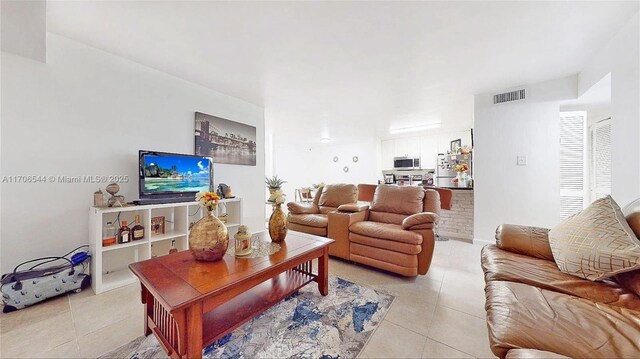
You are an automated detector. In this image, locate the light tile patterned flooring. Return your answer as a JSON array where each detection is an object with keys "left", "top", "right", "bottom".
[{"left": 0, "top": 239, "right": 495, "bottom": 358}]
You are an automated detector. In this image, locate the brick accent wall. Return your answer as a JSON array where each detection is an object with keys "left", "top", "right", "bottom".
[{"left": 438, "top": 190, "right": 474, "bottom": 240}]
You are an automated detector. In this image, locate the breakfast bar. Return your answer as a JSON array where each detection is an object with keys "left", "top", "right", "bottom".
[{"left": 434, "top": 187, "right": 474, "bottom": 241}]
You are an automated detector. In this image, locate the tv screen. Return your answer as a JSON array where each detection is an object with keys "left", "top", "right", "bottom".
[{"left": 139, "top": 151, "right": 212, "bottom": 198}]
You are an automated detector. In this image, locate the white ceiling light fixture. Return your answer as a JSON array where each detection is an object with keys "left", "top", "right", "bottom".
[
  {"left": 389, "top": 123, "right": 442, "bottom": 134},
  {"left": 319, "top": 137, "right": 332, "bottom": 143}
]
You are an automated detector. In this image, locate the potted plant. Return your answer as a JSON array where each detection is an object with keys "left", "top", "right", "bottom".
[{"left": 265, "top": 175, "right": 287, "bottom": 200}]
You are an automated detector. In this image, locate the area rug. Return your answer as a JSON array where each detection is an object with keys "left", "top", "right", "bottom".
[{"left": 101, "top": 276, "right": 394, "bottom": 359}]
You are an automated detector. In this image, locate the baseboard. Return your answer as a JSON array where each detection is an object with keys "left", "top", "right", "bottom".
[{"left": 438, "top": 231, "right": 473, "bottom": 242}]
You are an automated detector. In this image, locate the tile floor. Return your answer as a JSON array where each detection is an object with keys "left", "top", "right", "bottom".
[{"left": 0, "top": 239, "right": 495, "bottom": 358}]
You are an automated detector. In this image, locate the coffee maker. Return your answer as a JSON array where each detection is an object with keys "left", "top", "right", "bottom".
[{"left": 384, "top": 173, "right": 395, "bottom": 184}]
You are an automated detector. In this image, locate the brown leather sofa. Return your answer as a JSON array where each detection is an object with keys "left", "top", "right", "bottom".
[
  {"left": 286, "top": 183, "right": 358, "bottom": 237},
  {"left": 482, "top": 210, "right": 640, "bottom": 358},
  {"left": 332, "top": 185, "right": 441, "bottom": 276}
]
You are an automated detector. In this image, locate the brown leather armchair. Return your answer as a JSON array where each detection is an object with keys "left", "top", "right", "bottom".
[
  {"left": 346, "top": 185, "right": 441, "bottom": 276},
  {"left": 286, "top": 184, "right": 358, "bottom": 237}
]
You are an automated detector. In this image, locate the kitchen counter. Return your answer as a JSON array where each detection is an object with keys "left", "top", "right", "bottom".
[{"left": 433, "top": 186, "right": 473, "bottom": 191}]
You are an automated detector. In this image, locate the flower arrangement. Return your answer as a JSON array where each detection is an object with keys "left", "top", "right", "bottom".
[
  {"left": 455, "top": 164, "right": 469, "bottom": 172},
  {"left": 312, "top": 182, "right": 326, "bottom": 189},
  {"left": 271, "top": 190, "right": 286, "bottom": 205},
  {"left": 196, "top": 191, "right": 221, "bottom": 212}
]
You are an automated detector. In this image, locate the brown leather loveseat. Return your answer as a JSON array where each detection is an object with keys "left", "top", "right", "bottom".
[{"left": 481, "top": 208, "right": 640, "bottom": 358}]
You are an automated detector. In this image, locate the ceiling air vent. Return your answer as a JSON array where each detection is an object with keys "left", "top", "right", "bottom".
[{"left": 493, "top": 89, "right": 526, "bottom": 104}]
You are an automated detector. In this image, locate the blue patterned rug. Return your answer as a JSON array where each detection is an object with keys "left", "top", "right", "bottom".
[{"left": 102, "top": 277, "right": 394, "bottom": 359}]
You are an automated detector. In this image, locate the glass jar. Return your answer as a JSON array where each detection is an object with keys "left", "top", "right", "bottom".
[{"left": 103, "top": 221, "right": 117, "bottom": 246}]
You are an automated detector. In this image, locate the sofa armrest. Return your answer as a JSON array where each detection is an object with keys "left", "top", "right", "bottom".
[
  {"left": 495, "top": 224, "right": 554, "bottom": 261},
  {"left": 337, "top": 202, "right": 370, "bottom": 213},
  {"left": 327, "top": 210, "right": 369, "bottom": 260},
  {"left": 287, "top": 202, "right": 320, "bottom": 215},
  {"left": 402, "top": 212, "right": 439, "bottom": 230}
]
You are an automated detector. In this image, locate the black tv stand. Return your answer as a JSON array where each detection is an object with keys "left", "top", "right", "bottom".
[{"left": 133, "top": 197, "right": 194, "bottom": 206}]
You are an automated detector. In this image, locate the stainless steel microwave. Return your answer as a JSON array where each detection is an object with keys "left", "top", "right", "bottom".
[{"left": 393, "top": 156, "right": 421, "bottom": 170}]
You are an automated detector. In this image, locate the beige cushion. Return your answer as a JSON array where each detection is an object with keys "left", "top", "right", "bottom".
[
  {"left": 549, "top": 196, "right": 640, "bottom": 281},
  {"left": 505, "top": 349, "right": 570, "bottom": 359}
]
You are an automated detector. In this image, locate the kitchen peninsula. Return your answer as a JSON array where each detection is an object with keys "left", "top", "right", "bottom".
[{"left": 434, "top": 187, "right": 474, "bottom": 241}]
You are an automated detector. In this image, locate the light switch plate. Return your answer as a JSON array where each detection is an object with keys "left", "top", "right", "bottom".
[{"left": 516, "top": 156, "right": 527, "bottom": 166}]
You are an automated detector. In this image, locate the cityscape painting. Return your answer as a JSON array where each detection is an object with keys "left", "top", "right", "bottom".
[{"left": 194, "top": 112, "right": 257, "bottom": 166}]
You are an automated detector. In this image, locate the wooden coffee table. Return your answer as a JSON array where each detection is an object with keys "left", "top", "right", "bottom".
[{"left": 129, "top": 231, "right": 333, "bottom": 359}]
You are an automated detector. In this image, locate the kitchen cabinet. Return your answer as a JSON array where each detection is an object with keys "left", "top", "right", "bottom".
[
  {"left": 419, "top": 135, "right": 438, "bottom": 169},
  {"left": 381, "top": 140, "right": 395, "bottom": 170},
  {"left": 379, "top": 129, "right": 473, "bottom": 171},
  {"left": 393, "top": 137, "right": 420, "bottom": 158}
]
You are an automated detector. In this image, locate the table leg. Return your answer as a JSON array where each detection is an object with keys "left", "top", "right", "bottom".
[
  {"left": 141, "top": 285, "right": 153, "bottom": 336},
  {"left": 318, "top": 247, "right": 329, "bottom": 296},
  {"left": 186, "top": 301, "right": 203, "bottom": 359}
]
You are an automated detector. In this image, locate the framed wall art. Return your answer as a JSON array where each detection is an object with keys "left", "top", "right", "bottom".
[
  {"left": 450, "top": 139, "right": 462, "bottom": 153},
  {"left": 195, "top": 112, "right": 257, "bottom": 166}
]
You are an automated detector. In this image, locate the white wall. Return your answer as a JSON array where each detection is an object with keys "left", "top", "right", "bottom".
[
  {"left": 0, "top": 0, "right": 46, "bottom": 62},
  {"left": 578, "top": 12, "right": 639, "bottom": 206},
  {"left": 473, "top": 76, "right": 578, "bottom": 242},
  {"left": 0, "top": 34, "right": 265, "bottom": 273},
  {"left": 272, "top": 137, "right": 379, "bottom": 202}
]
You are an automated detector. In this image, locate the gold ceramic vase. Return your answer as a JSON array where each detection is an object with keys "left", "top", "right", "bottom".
[
  {"left": 269, "top": 203, "right": 288, "bottom": 242},
  {"left": 189, "top": 210, "right": 229, "bottom": 261}
]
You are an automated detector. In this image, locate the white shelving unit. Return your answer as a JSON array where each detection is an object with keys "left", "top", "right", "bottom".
[{"left": 89, "top": 198, "right": 243, "bottom": 294}]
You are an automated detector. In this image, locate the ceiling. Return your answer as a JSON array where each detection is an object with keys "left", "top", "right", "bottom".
[{"left": 46, "top": 1, "right": 638, "bottom": 142}]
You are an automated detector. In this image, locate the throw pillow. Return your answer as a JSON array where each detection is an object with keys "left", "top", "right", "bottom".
[{"left": 549, "top": 196, "right": 640, "bottom": 281}]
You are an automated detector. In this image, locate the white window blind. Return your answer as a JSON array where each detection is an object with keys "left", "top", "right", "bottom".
[
  {"left": 559, "top": 112, "right": 586, "bottom": 220},
  {"left": 590, "top": 119, "right": 612, "bottom": 201}
]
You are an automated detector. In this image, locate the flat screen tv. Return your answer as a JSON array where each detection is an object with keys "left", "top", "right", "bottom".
[{"left": 138, "top": 150, "right": 212, "bottom": 203}]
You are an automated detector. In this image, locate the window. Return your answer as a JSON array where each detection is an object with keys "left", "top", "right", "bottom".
[{"left": 559, "top": 111, "right": 587, "bottom": 220}]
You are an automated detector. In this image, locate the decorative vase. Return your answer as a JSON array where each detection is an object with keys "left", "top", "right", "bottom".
[
  {"left": 188, "top": 210, "right": 229, "bottom": 261},
  {"left": 456, "top": 171, "right": 468, "bottom": 188},
  {"left": 269, "top": 203, "right": 288, "bottom": 242}
]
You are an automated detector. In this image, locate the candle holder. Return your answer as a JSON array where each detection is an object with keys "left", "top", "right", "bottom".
[{"left": 234, "top": 225, "right": 252, "bottom": 257}]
